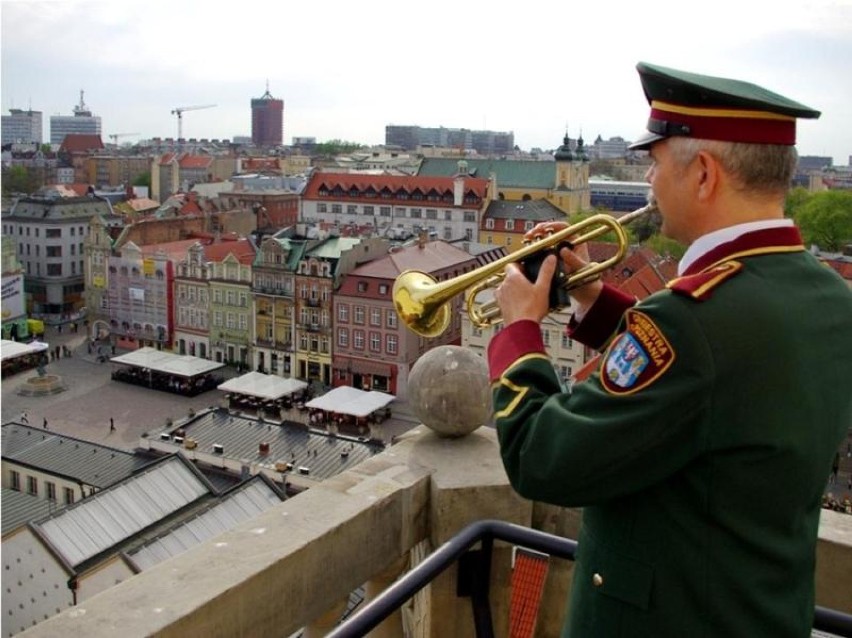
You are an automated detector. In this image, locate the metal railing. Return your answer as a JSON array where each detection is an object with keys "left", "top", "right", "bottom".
[{"left": 327, "top": 519, "right": 852, "bottom": 638}]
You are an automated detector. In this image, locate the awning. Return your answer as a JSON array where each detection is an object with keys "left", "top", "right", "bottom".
[
  {"left": 1, "top": 339, "right": 49, "bottom": 362},
  {"left": 110, "top": 347, "right": 225, "bottom": 377},
  {"left": 305, "top": 386, "right": 395, "bottom": 418},
  {"left": 339, "top": 358, "right": 392, "bottom": 377},
  {"left": 217, "top": 371, "right": 308, "bottom": 400}
]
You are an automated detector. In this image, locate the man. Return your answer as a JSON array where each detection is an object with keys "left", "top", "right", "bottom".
[{"left": 488, "top": 62, "right": 852, "bottom": 637}]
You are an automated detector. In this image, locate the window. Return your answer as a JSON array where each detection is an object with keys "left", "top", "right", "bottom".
[
  {"left": 338, "top": 304, "right": 349, "bottom": 322},
  {"left": 353, "top": 330, "right": 365, "bottom": 349},
  {"left": 426, "top": 209, "right": 438, "bottom": 220},
  {"left": 10, "top": 470, "right": 20, "bottom": 491},
  {"left": 46, "top": 228, "right": 61, "bottom": 238},
  {"left": 64, "top": 487, "right": 75, "bottom": 505},
  {"left": 357, "top": 281, "right": 367, "bottom": 293},
  {"left": 505, "top": 219, "right": 515, "bottom": 230},
  {"left": 47, "top": 264, "right": 62, "bottom": 276},
  {"left": 338, "top": 328, "right": 349, "bottom": 347},
  {"left": 380, "top": 206, "right": 391, "bottom": 217},
  {"left": 27, "top": 475, "right": 38, "bottom": 496},
  {"left": 364, "top": 205, "right": 375, "bottom": 215},
  {"left": 463, "top": 212, "right": 476, "bottom": 223},
  {"left": 561, "top": 334, "right": 574, "bottom": 348},
  {"left": 47, "top": 482, "right": 57, "bottom": 502},
  {"left": 444, "top": 211, "right": 452, "bottom": 221},
  {"left": 370, "top": 332, "right": 381, "bottom": 352},
  {"left": 386, "top": 310, "right": 397, "bottom": 329},
  {"left": 410, "top": 208, "right": 422, "bottom": 219},
  {"left": 332, "top": 204, "right": 342, "bottom": 214},
  {"left": 524, "top": 221, "right": 535, "bottom": 231},
  {"left": 46, "top": 246, "right": 62, "bottom": 257},
  {"left": 354, "top": 306, "right": 365, "bottom": 324},
  {"left": 347, "top": 205, "right": 357, "bottom": 214},
  {"left": 485, "top": 219, "right": 495, "bottom": 229},
  {"left": 317, "top": 203, "right": 327, "bottom": 213},
  {"left": 379, "top": 284, "right": 388, "bottom": 295},
  {"left": 370, "top": 308, "right": 381, "bottom": 326},
  {"left": 386, "top": 334, "right": 398, "bottom": 354}
]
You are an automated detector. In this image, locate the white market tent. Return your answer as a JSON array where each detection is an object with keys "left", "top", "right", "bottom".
[
  {"left": 1, "top": 339, "right": 49, "bottom": 362},
  {"left": 110, "top": 347, "right": 224, "bottom": 377},
  {"left": 305, "top": 386, "right": 395, "bottom": 418},
  {"left": 217, "top": 371, "right": 308, "bottom": 401}
]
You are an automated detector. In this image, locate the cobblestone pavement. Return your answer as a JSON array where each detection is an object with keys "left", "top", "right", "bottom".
[{"left": 2, "top": 325, "right": 422, "bottom": 451}]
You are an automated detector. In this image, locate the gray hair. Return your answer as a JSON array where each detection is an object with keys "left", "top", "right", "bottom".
[{"left": 668, "top": 138, "right": 798, "bottom": 195}]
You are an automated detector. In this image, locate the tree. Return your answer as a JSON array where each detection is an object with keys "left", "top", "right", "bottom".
[
  {"left": 794, "top": 190, "right": 852, "bottom": 252},
  {"left": 784, "top": 186, "right": 811, "bottom": 218},
  {"left": 1, "top": 165, "right": 39, "bottom": 195},
  {"left": 132, "top": 171, "right": 151, "bottom": 190}
]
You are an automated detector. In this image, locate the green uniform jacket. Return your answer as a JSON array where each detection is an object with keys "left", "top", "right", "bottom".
[{"left": 488, "top": 227, "right": 852, "bottom": 638}]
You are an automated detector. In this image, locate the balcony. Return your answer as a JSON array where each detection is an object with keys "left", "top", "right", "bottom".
[{"left": 18, "top": 426, "right": 852, "bottom": 638}]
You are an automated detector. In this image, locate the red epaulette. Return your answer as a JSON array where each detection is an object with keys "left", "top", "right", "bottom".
[{"left": 666, "top": 260, "right": 743, "bottom": 301}]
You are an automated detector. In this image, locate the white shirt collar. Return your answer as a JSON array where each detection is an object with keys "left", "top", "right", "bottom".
[{"left": 678, "top": 219, "right": 794, "bottom": 276}]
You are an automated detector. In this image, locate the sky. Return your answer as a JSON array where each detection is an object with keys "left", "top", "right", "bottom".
[{"left": 2, "top": 0, "right": 851, "bottom": 164}]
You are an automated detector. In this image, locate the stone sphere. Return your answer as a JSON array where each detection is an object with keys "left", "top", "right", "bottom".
[{"left": 408, "top": 345, "right": 492, "bottom": 437}]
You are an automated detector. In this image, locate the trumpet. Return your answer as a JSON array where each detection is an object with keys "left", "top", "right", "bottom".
[{"left": 392, "top": 202, "right": 658, "bottom": 338}]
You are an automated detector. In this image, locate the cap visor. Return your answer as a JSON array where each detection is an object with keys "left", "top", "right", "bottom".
[{"left": 628, "top": 131, "right": 665, "bottom": 151}]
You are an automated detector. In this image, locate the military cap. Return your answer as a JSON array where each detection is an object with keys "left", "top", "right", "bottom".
[{"left": 629, "top": 62, "right": 820, "bottom": 150}]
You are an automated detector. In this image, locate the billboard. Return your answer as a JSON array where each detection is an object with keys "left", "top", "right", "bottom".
[{"left": 1, "top": 275, "right": 25, "bottom": 320}]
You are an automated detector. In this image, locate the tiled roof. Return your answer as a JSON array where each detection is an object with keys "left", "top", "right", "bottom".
[
  {"left": 303, "top": 171, "right": 489, "bottom": 201},
  {"left": 418, "top": 157, "right": 557, "bottom": 189},
  {"left": 141, "top": 239, "right": 206, "bottom": 263},
  {"left": 340, "top": 240, "right": 476, "bottom": 282},
  {"left": 1, "top": 423, "right": 154, "bottom": 489},
  {"left": 509, "top": 548, "right": 550, "bottom": 638},
  {"left": 178, "top": 154, "right": 214, "bottom": 169},
  {"left": 59, "top": 134, "right": 104, "bottom": 153},
  {"left": 203, "top": 238, "right": 256, "bottom": 265}
]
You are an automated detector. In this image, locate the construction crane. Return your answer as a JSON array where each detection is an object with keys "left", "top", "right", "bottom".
[
  {"left": 170, "top": 104, "right": 216, "bottom": 139},
  {"left": 108, "top": 132, "right": 139, "bottom": 145}
]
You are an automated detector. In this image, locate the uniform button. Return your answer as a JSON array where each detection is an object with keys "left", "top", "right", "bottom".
[{"left": 592, "top": 573, "right": 604, "bottom": 587}]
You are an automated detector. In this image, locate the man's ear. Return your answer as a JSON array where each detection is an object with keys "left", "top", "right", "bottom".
[{"left": 694, "top": 150, "right": 719, "bottom": 203}]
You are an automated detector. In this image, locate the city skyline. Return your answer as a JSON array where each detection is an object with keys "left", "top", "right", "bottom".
[{"left": 2, "top": 0, "right": 852, "bottom": 163}]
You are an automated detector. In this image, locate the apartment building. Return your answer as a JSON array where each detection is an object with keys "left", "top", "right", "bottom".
[
  {"left": 3, "top": 194, "right": 113, "bottom": 320},
  {"left": 293, "top": 236, "right": 391, "bottom": 386},
  {"left": 253, "top": 232, "right": 308, "bottom": 377},
  {"left": 173, "top": 242, "right": 213, "bottom": 358},
  {"left": 207, "top": 239, "right": 256, "bottom": 366},
  {"left": 481, "top": 198, "right": 567, "bottom": 252},
  {"left": 300, "top": 171, "right": 491, "bottom": 243},
  {"left": 334, "top": 238, "right": 478, "bottom": 398}
]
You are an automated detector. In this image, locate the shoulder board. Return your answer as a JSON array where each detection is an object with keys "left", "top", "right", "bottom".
[{"left": 666, "top": 260, "right": 743, "bottom": 301}]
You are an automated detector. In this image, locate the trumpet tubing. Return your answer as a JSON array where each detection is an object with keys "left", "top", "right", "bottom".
[{"left": 392, "top": 202, "right": 658, "bottom": 338}]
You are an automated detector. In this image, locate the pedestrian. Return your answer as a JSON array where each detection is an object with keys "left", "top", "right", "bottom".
[
  {"left": 20, "top": 411, "right": 28, "bottom": 424},
  {"left": 488, "top": 62, "right": 852, "bottom": 637},
  {"left": 110, "top": 417, "right": 115, "bottom": 432},
  {"left": 831, "top": 452, "right": 840, "bottom": 485},
  {"left": 42, "top": 418, "right": 48, "bottom": 430}
]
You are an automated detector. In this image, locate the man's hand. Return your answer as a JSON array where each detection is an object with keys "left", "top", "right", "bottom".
[
  {"left": 495, "top": 255, "right": 556, "bottom": 326},
  {"left": 520, "top": 221, "right": 604, "bottom": 317}
]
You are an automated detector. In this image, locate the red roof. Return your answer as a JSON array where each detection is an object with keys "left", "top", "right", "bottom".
[
  {"left": 59, "top": 134, "right": 104, "bottom": 153},
  {"left": 179, "top": 154, "right": 213, "bottom": 169},
  {"left": 303, "top": 171, "right": 489, "bottom": 203},
  {"left": 203, "top": 238, "right": 255, "bottom": 265},
  {"left": 509, "top": 549, "right": 549, "bottom": 638}
]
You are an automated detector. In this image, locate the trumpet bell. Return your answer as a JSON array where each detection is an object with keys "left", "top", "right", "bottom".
[{"left": 393, "top": 270, "right": 452, "bottom": 338}]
